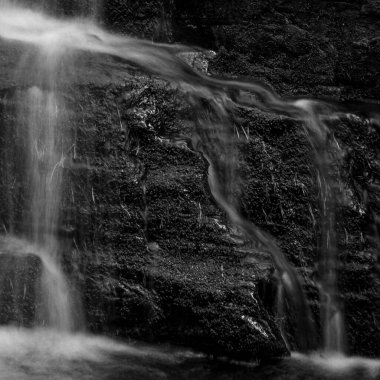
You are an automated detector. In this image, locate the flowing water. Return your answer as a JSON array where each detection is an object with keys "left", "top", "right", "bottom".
[
  {"left": 0, "top": 327, "right": 379, "bottom": 380},
  {"left": 0, "top": 0, "right": 83, "bottom": 331},
  {"left": 0, "top": 0, "right": 379, "bottom": 378}
]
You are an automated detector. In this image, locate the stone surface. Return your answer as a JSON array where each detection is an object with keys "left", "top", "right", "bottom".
[
  {"left": 0, "top": 254, "right": 42, "bottom": 326},
  {"left": 67, "top": 80, "right": 288, "bottom": 360},
  {"left": 362, "top": 0, "right": 380, "bottom": 16}
]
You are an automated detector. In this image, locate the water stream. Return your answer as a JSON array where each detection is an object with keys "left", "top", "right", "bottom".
[
  {"left": 0, "top": 327, "right": 379, "bottom": 380},
  {"left": 0, "top": 0, "right": 379, "bottom": 377}
]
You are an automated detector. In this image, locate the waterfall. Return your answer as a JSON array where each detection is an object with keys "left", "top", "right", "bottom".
[
  {"left": 0, "top": 0, "right": 379, "bottom": 353},
  {"left": 0, "top": 0, "right": 103, "bottom": 331},
  {"left": 299, "top": 101, "right": 346, "bottom": 353}
]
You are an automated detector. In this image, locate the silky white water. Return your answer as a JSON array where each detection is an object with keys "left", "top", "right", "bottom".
[{"left": 0, "top": 0, "right": 84, "bottom": 331}]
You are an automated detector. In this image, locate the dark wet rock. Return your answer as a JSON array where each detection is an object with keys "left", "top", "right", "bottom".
[
  {"left": 67, "top": 74, "right": 380, "bottom": 358},
  {"left": 362, "top": 0, "right": 380, "bottom": 16},
  {"left": 0, "top": 254, "right": 42, "bottom": 326},
  {"left": 103, "top": 0, "right": 173, "bottom": 41},
  {"left": 86, "top": 266, "right": 286, "bottom": 360},
  {"left": 178, "top": 51, "right": 217, "bottom": 74},
  {"left": 63, "top": 81, "right": 287, "bottom": 361}
]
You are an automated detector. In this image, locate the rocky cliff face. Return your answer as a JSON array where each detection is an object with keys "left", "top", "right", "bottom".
[
  {"left": 0, "top": 0, "right": 379, "bottom": 360},
  {"left": 100, "top": 0, "right": 380, "bottom": 357},
  {"left": 69, "top": 79, "right": 287, "bottom": 360}
]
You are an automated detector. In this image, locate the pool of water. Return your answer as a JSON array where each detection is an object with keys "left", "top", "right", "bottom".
[{"left": 0, "top": 327, "right": 379, "bottom": 380}]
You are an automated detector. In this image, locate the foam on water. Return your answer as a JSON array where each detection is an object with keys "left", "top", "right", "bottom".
[
  {"left": 0, "top": 327, "right": 194, "bottom": 380},
  {"left": 0, "top": 327, "right": 128, "bottom": 361},
  {"left": 292, "top": 352, "right": 380, "bottom": 378},
  {"left": 0, "top": 327, "right": 380, "bottom": 379}
]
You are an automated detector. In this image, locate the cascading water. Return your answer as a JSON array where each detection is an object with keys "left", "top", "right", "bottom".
[
  {"left": 300, "top": 103, "right": 346, "bottom": 353},
  {"left": 0, "top": 1, "right": 379, "bottom": 377},
  {"left": 0, "top": 0, "right": 91, "bottom": 330},
  {"left": 19, "top": 49, "right": 73, "bottom": 330}
]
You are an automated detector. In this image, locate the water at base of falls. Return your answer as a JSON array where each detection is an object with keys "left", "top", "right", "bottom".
[
  {"left": 0, "top": 327, "right": 379, "bottom": 380},
  {"left": 0, "top": 235, "right": 81, "bottom": 330}
]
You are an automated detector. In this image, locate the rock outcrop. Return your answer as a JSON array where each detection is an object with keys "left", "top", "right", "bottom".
[{"left": 0, "top": 254, "right": 42, "bottom": 326}]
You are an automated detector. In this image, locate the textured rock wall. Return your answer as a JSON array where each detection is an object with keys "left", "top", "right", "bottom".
[
  {"left": 0, "top": 254, "right": 42, "bottom": 326},
  {"left": 100, "top": 0, "right": 380, "bottom": 356},
  {"left": 64, "top": 80, "right": 287, "bottom": 360}
]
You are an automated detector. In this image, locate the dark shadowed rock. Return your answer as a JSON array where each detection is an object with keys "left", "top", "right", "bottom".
[
  {"left": 362, "top": 0, "right": 380, "bottom": 16},
  {"left": 103, "top": 0, "right": 173, "bottom": 41},
  {"left": 0, "top": 253, "right": 42, "bottom": 326},
  {"left": 65, "top": 80, "right": 288, "bottom": 361}
]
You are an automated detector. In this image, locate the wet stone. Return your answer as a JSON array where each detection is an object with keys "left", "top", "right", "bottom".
[{"left": 0, "top": 254, "right": 42, "bottom": 327}]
